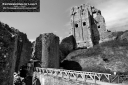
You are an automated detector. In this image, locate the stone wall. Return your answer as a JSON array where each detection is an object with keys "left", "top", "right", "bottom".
[
  {"left": 70, "top": 4, "right": 107, "bottom": 48},
  {"left": 95, "top": 10, "right": 106, "bottom": 42},
  {"left": 0, "top": 22, "right": 32, "bottom": 85},
  {"left": 15, "top": 32, "right": 32, "bottom": 72},
  {"left": 70, "top": 4, "right": 93, "bottom": 48},
  {"left": 34, "top": 33, "right": 59, "bottom": 68},
  {"left": 0, "top": 22, "right": 18, "bottom": 85}
]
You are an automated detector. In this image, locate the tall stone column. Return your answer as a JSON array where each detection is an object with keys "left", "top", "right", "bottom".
[{"left": 35, "top": 33, "right": 59, "bottom": 68}]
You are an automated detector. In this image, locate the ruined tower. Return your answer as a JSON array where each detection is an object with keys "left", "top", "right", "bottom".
[
  {"left": 95, "top": 10, "right": 107, "bottom": 42},
  {"left": 34, "top": 33, "right": 60, "bottom": 68},
  {"left": 70, "top": 4, "right": 106, "bottom": 48}
]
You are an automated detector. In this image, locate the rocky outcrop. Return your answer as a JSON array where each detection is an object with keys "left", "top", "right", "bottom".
[
  {"left": 34, "top": 33, "right": 59, "bottom": 68},
  {"left": 34, "top": 35, "right": 42, "bottom": 60},
  {"left": 0, "top": 22, "right": 32, "bottom": 85},
  {"left": 65, "top": 36, "right": 128, "bottom": 73},
  {"left": 59, "top": 35, "right": 76, "bottom": 61}
]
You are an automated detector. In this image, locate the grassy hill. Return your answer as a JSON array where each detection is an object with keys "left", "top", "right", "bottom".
[{"left": 65, "top": 31, "right": 128, "bottom": 73}]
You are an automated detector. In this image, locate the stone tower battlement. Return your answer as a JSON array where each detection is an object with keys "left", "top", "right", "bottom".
[{"left": 70, "top": 4, "right": 106, "bottom": 48}]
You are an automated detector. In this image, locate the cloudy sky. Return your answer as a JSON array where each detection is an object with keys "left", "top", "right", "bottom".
[{"left": 0, "top": 0, "right": 128, "bottom": 41}]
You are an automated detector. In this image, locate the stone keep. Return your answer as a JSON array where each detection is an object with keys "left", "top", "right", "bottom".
[
  {"left": 70, "top": 4, "right": 106, "bottom": 48},
  {"left": 35, "top": 33, "right": 59, "bottom": 68}
]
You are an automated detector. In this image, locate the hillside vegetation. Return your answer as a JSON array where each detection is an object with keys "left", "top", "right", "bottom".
[{"left": 65, "top": 31, "right": 128, "bottom": 73}]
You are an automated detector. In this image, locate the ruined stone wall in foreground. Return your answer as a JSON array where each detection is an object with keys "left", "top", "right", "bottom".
[
  {"left": 0, "top": 22, "right": 32, "bottom": 85},
  {"left": 34, "top": 33, "right": 60, "bottom": 68}
]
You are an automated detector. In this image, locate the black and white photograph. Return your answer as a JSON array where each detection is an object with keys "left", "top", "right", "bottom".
[{"left": 0, "top": 0, "right": 128, "bottom": 85}]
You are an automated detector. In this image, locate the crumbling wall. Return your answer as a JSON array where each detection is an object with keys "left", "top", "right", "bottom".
[
  {"left": 70, "top": 4, "right": 101, "bottom": 48},
  {"left": 70, "top": 5, "right": 92, "bottom": 48},
  {"left": 34, "top": 35, "right": 42, "bottom": 60},
  {"left": 16, "top": 33, "right": 32, "bottom": 71},
  {"left": 70, "top": 4, "right": 109, "bottom": 48},
  {"left": 35, "top": 33, "right": 59, "bottom": 68},
  {"left": 95, "top": 10, "right": 106, "bottom": 42},
  {"left": 0, "top": 22, "right": 18, "bottom": 85},
  {"left": 0, "top": 22, "right": 32, "bottom": 85},
  {"left": 15, "top": 33, "right": 32, "bottom": 72}
]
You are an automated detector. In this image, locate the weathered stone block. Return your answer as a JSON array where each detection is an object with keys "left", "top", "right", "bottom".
[
  {"left": 95, "top": 10, "right": 106, "bottom": 42},
  {"left": 70, "top": 4, "right": 101, "bottom": 48},
  {"left": 35, "top": 33, "right": 59, "bottom": 68},
  {"left": 15, "top": 33, "right": 32, "bottom": 72}
]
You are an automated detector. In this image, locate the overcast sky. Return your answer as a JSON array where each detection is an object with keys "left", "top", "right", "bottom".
[{"left": 0, "top": 0, "right": 128, "bottom": 41}]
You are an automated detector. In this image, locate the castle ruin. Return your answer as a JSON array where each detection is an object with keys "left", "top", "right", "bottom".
[{"left": 70, "top": 4, "right": 106, "bottom": 48}]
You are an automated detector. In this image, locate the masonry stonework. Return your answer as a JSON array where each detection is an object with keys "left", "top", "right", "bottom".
[
  {"left": 35, "top": 33, "right": 60, "bottom": 68},
  {"left": 95, "top": 10, "right": 106, "bottom": 42},
  {"left": 0, "top": 22, "right": 32, "bottom": 85},
  {"left": 70, "top": 4, "right": 106, "bottom": 48}
]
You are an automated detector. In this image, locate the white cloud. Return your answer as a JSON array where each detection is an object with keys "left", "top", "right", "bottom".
[
  {"left": 96, "top": 0, "right": 128, "bottom": 30},
  {"left": 84, "top": 0, "right": 128, "bottom": 31}
]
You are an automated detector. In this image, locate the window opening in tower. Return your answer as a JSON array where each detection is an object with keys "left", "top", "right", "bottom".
[
  {"left": 75, "top": 23, "right": 78, "bottom": 28},
  {"left": 98, "top": 25, "right": 100, "bottom": 28},
  {"left": 83, "top": 22, "right": 86, "bottom": 26}
]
